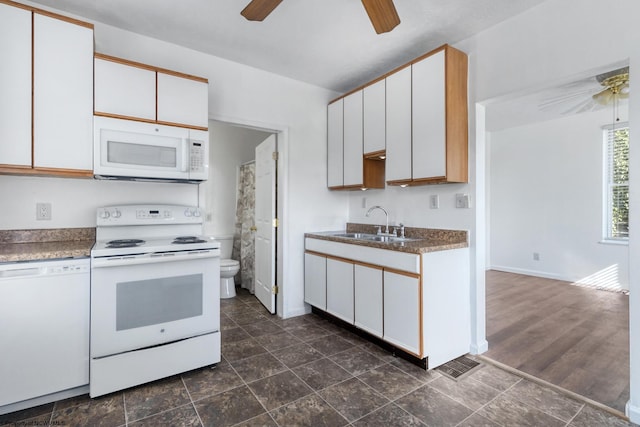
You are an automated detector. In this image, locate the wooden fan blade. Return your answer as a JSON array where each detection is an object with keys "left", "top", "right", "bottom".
[
  {"left": 241, "top": 0, "right": 282, "bottom": 21},
  {"left": 361, "top": 0, "right": 401, "bottom": 34}
]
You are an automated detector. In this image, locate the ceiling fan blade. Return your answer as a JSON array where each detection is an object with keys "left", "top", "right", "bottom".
[
  {"left": 241, "top": 0, "right": 283, "bottom": 22},
  {"left": 361, "top": 0, "right": 401, "bottom": 34}
]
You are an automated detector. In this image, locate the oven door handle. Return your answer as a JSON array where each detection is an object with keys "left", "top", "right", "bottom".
[{"left": 91, "top": 250, "right": 220, "bottom": 268}]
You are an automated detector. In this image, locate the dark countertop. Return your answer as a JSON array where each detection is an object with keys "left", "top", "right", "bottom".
[
  {"left": 305, "top": 223, "right": 468, "bottom": 255},
  {"left": 0, "top": 228, "right": 95, "bottom": 263}
]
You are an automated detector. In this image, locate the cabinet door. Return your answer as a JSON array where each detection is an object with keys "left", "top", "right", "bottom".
[
  {"left": 94, "top": 58, "right": 156, "bottom": 121},
  {"left": 327, "top": 99, "right": 344, "bottom": 188},
  {"left": 0, "top": 269, "right": 89, "bottom": 406},
  {"left": 0, "top": 3, "right": 31, "bottom": 167},
  {"left": 343, "top": 91, "right": 363, "bottom": 187},
  {"left": 385, "top": 66, "right": 412, "bottom": 182},
  {"left": 412, "top": 50, "right": 446, "bottom": 180},
  {"left": 157, "top": 72, "right": 209, "bottom": 129},
  {"left": 354, "top": 264, "right": 383, "bottom": 337},
  {"left": 33, "top": 14, "right": 93, "bottom": 171},
  {"left": 363, "top": 79, "right": 386, "bottom": 155},
  {"left": 383, "top": 270, "right": 420, "bottom": 355},
  {"left": 326, "top": 258, "right": 354, "bottom": 324},
  {"left": 304, "top": 253, "right": 327, "bottom": 310}
]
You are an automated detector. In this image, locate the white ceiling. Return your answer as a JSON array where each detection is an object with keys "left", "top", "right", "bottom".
[{"left": 28, "top": 0, "right": 546, "bottom": 93}]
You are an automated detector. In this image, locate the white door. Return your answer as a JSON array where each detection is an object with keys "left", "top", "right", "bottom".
[{"left": 254, "top": 134, "right": 277, "bottom": 313}]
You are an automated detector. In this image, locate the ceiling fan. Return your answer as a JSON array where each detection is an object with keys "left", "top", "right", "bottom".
[
  {"left": 538, "top": 66, "right": 630, "bottom": 116},
  {"left": 240, "top": 0, "right": 401, "bottom": 34}
]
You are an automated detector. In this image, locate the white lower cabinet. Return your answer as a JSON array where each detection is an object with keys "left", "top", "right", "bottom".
[
  {"left": 383, "top": 271, "right": 420, "bottom": 355},
  {"left": 304, "top": 237, "right": 470, "bottom": 367},
  {"left": 304, "top": 253, "right": 326, "bottom": 310},
  {"left": 326, "top": 258, "right": 354, "bottom": 323},
  {"left": 354, "top": 264, "right": 383, "bottom": 338}
]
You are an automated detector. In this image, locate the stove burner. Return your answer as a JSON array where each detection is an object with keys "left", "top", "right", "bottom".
[
  {"left": 106, "top": 239, "right": 145, "bottom": 248},
  {"left": 172, "top": 236, "right": 206, "bottom": 244}
]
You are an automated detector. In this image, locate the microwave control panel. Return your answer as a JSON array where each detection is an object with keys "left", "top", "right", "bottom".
[{"left": 189, "top": 140, "right": 205, "bottom": 173}]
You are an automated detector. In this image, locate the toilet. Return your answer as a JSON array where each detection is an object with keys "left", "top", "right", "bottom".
[{"left": 217, "top": 236, "right": 240, "bottom": 299}]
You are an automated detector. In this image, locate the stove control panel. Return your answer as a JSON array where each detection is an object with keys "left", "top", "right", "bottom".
[
  {"left": 136, "top": 209, "right": 173, "bottom": 219},
  {"left": 96, "top": 205, "right": 204, "bottom": 226}
]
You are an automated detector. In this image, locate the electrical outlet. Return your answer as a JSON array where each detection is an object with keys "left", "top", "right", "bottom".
[
  {"left": 430, "top": 195, "right": 439, "bottom": 209},
  {"left": 456, "top": 193, "right": 470, "bottom": 209},
  {"left": 533, "top": 252, "right": 540, "bottom": 261},
  {"left": 36, "top": 202, "right": 51, "bottom": 220},
  {"left": 361, "top": 197, "right": 367, "bottom": 209}
]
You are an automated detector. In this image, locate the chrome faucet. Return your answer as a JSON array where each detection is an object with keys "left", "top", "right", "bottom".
[{"left": 366, "top": 205, "right": 390, "bottom": 235}]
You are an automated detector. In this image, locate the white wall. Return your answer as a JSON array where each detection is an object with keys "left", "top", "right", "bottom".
[
  {"left": 489, "top": 109, "right": 629, "bottom": 290},
  {"left": 454, "top": 0, "right": 640, "bottom": 420},
  {"left": 202, "top": 121, "right": 271, "bottom": 237},
  {"left": 0, "top": 176, "right": 197, "bottom": 229}
]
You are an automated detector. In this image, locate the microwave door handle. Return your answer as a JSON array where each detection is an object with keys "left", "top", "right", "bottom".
[{"left": 181, "top": 139, "right": 190, "bottom": 172}]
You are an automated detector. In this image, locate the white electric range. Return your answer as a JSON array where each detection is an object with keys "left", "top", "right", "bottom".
[{"left": 89, "top": 205, "right": 221, "bottom": 397}]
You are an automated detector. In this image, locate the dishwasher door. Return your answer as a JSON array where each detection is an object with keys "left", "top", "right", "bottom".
[{"left": 0, "top": 258, "right": 90, "bottom": 407}]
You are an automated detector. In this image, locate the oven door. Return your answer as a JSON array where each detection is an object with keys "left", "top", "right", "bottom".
[{"left": 90, "top": 250, "right": 220, "bottom": 358}]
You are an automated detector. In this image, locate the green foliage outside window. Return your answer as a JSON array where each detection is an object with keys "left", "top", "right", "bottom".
[{"left": 610, "top": 127, "right": 629, "bottom": 239}]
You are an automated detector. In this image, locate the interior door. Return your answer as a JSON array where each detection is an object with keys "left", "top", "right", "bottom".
[{"left": 254, "top": 134, "right": 277, "bottom": 313}]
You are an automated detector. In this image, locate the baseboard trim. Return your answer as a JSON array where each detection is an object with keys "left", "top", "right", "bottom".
[
  {"left": 490, "top": 265, "right": 566, "bottom": 281},
  {"left": 470, "top": 340, "right": 489, "bottom": 355},
  {"left": 626, "top": 401, "right": 640, "bottom": 424}
]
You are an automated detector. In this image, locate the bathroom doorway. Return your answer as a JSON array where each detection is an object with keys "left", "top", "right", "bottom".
[{"left": 202, "top": 119, "right": 282, "bottom": 315}]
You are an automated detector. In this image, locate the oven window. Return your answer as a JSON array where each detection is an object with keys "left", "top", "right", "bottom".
[{"left": 116, "top": 274, "right": 203, "bottom": 331}]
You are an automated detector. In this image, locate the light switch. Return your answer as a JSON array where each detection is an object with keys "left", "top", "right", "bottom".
[{"left": 430, "top": 195, "right": 439, "bottom": 209}]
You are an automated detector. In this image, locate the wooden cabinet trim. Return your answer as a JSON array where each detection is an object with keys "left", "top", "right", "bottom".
[
  {"left": 419, "top": 255, "right": 424, "bottom": 359},
  {"left": 0, "top": 165, "right": 93, "bottom": 178},
  {"left": 94, "top": 111, "right": 157, "bottom": 125},
  {"left": 156, "top": 120, "right": 208, "bottom": 132},
  {"left": 445, "top": 47, "right": 468, "bottom": 183},
  {"left": 364, "top": 149, "right": 386, "bottom": 159},
  {"left": 95, "top": 53, "right": 208, "bottom": 84},
  {"left": 305, "top": 250, "right": 413, "bottom": 276},
  {"left": 1, "top": 0, "right": 94, "bottom": 28},
  {"left": 384, "top": 266, "right": 420, "bottom": 279},
  {"left": 94, "top": 112, "right": 209, "bottom": 132}
]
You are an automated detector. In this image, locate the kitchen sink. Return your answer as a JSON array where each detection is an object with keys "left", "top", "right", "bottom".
[{"left": 333, "top": 233, "right": 419, "bottom": 244}]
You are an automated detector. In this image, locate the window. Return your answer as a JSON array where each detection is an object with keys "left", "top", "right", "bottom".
[{"left": 603, "top": 123, "right": 629, "bottom": 241}]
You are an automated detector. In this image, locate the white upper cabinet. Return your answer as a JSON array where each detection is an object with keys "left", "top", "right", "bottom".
[
  {"left": 363, "top": 79, "right": 386, "bottom": 155},
  {"left": 342, "top": 90, "right": 363, "bottom": 187},
  {"left": 157, "top": 72, "right": 209, "bottom": 129},
  {"left": 327, "top": 99, "right": 344, "bottom": 188},
  {"left": 0, "top": 3, "right": 31, "bottom": 167},
  {"left": 94, "top": 58, "right": 156, "bottom": 121},
  {"left": 94, "top": 55, "right": 209, "bottom": 130},
  {"left": 33, "top": 13, "right": 93, "bottom": 172},
  {"left": 412, "top": 50, "right": 446, "bottom": 180},
  {"left": 385, "top": 65, "right": 412, "bottom": 183}
]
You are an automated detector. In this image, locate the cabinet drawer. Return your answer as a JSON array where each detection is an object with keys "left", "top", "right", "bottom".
[{"left": 305, "top": 238, "right": 419, "bottom": 274}]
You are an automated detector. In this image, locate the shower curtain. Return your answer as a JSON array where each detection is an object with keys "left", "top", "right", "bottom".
[{"left": 232, "top": 162, "right": 256, "bottom": 293}]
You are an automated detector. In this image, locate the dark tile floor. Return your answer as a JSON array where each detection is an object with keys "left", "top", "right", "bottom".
[{"left": 1, "top": 289, "right": 637, "bottom": 427}]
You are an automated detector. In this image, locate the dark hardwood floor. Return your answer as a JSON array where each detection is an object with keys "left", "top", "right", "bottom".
[{"left": 484, "top": 270, "right": 630, "bottom": 413}]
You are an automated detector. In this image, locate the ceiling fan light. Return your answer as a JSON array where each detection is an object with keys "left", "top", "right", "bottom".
[
  {"left": 241, "top": 0, "right": 283, "bottom": 22},
  {"left": 361, "top": 0, "right": 401, "bottom": 34}
]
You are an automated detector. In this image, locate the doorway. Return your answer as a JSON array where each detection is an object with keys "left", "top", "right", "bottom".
[
  {"left": 202, "top": 119, "right": 284, "bottom": 316},
  {"left": 480, "top": 64, "right": 631, "bottom": 414}
]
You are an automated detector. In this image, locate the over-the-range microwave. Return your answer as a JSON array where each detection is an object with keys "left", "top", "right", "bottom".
[{"left": 93, "top": 116, "right": 209, "bottom": 183}]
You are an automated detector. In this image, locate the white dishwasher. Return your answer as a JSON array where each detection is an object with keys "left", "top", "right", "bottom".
[{"left": 0, "top": 258, "right": 90, "bottom": 410}]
